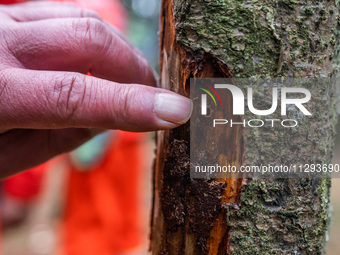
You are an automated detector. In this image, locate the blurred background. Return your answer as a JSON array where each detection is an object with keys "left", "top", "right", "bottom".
[
  {"left": 1, "top": 0, "right": 340, "bottom": 255},
  {"left": 1, "top": 0, "right": 160, "bottom": 255}
]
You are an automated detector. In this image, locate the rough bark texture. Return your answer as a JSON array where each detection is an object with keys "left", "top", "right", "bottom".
[{"left": 151, "top": 0, "right": 339, "bottom": 254}]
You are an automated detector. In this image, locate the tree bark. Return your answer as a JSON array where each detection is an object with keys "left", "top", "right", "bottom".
[{"left": 151, "top": 0, "right": 339, "bottom": 254}]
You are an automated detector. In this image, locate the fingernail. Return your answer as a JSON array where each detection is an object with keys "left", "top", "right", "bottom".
[{"left": 153, "top": 93, "right": 192, "bottom": 125}]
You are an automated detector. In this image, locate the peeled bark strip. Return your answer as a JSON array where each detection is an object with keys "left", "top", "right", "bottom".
[{"left": 151, "top": 0, "right": 339, "bottom": 254}]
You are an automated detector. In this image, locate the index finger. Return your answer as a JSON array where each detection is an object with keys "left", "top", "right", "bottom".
[{"left": 8, "top": 17, "right": 157, "bottom": 86}]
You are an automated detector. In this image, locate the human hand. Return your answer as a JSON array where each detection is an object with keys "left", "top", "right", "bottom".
[{"left": 0, "top": 2, "right": 192, "bottom": 176}]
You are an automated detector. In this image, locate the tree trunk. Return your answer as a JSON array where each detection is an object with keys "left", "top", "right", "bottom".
[{"left": 150, "top": 0, "right": 339, "bottom": 254}]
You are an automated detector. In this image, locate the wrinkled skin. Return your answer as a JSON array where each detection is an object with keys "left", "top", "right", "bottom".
[{"left": 0, "top": 2, "right": 190, "bottom": 176}]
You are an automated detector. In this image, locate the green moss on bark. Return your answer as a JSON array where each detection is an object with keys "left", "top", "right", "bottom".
[{"left": 174, "top": 0, "right": 337, "bottom": 78}]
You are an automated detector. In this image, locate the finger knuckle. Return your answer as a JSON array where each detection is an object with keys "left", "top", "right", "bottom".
[
  {"left": 51, "top": 74, "right": 88, "bottom": 122},
  {"left": 0, "top": 23, "right": 21, "bottom": 55},
  {"left": 114, "top": 85, "right": 138, "bottom": 123},
  {"left": 0, "top": 69, "right": 10, "bottom": 96},
  {"left": 72, "top": 17, "right": 110, "bottom": 55}
]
